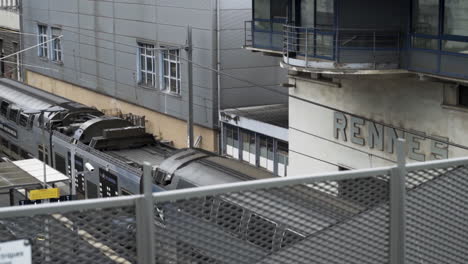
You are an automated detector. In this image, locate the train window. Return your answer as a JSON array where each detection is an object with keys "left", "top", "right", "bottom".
[
  {"left": 0, "top": 101, "right": 9, "bottom": 116},
  {"left": 216, "top": 201, "right": 243, "bottom": 234},
  {"left": 20, "top": 149, "right": 30, "bottom": 159},
  {"left": 10, "top": 144, "right": 18, "bottom": 155},
  {"left": 2, "top": 138, "right": 9, "bottom": 149},
  {"left": 19, "top": 113, "right": 28, "bottom": 127},
  {"left": 54, "top": 153, "right": 67, "bottom": 175},
  {"left": 28, "top": 115, "right": 35, "bottom": 128},
  {"left": 281, "top": 229, "right": 305, "bottom": 248},
  {"left": 38, "top": 145, "right": 49, "bottom": 164},
  {"left": 99, "top": 169, "right": 119, "bottom": 197},
  {"left": 8, "top": 108, "right": 18, "bottom": 122},
  {"left": 87, "top": 180, "right": 98, "bottom": 199},
  {"left": 246, "top": 214, "right": 276, "bottom": 251}
]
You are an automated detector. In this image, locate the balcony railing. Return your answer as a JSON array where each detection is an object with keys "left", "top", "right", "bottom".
[
  {"left": 244, "top": 21, "right": 402, "bottom": 71},
  {"left": 283, "top": 24, "right": 401, "bottom": 70},
  {"left": 244, "top": 19, "right": 286, "bottom": 53},
  {"left": 0, "top": 0, "right": 18, "bottom": 9}
]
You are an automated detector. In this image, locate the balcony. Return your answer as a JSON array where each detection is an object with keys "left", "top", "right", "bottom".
[{"left": 245, "top": 21, "right": 403, "bottom": 73}]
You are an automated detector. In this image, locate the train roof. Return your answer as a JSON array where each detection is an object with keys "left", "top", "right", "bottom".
[
  {"left": 175, "top": 156, "right": 276, "bottom": 187},
  {"left": 105, "top": 145, "right": 171, "bottom": 168}
]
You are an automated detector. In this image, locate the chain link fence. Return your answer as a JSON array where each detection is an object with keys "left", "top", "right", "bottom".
[{"left": 0, "top": 147, "right": 467, "bottom": 263}]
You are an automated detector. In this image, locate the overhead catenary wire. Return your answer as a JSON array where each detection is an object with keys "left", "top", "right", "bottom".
[
  {"left": 14, "top": 32, "right": 466, "bottom": 151},
  {"left": 0, "top": 35, "right": 63, "bottom": 62},
  {"left": 166, "top": 52, "right": 468, "bottom": 152}
]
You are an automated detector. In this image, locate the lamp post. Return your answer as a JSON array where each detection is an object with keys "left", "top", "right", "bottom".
[{"left": 24, "top": 107, "right": 63, "bottom": 191}]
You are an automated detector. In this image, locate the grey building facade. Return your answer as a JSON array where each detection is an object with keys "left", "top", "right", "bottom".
[
  {"left": 20, "top": 0, "right": 287, "bottom": 151},
  {"left": 245, "top": 0, "right": 468, "bottom": 174}
]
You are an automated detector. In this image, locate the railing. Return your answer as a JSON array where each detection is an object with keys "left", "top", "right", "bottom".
[
  {"left": 0, "top": 0, "right": 18, "bottom": 9},
  {"left": 245, "top": 19, "right": 287, "bottom": 52},
  {"left": 283, "top": 24, "right": 401, "bottom": 69},
  {"left": 0, "top": 140, "right": 468, "bottom": 263}
]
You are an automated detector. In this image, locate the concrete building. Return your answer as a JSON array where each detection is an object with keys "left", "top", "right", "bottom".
[
  {"left": 20, "top": 0, "right": 287, "bottom": 152},
  {"left": 246, "top": 0, "right": 468, "bottom": 174},
  {"left": 0, "top": 0, "right": 21, "bottom": 80}
]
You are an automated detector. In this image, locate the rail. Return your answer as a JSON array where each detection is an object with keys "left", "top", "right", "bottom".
[
  {"left": 0, "top": 140, "right": 467, "bottom": 263},
  {"left": 283, "top": 24, "right": 401, "bottom": 68},
  {"left": 0, "top": 0, "right": 18, "bottom": 9}
]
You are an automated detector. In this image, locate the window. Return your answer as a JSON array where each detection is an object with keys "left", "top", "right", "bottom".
[
  {"left": 138, "top": 43, "right": 156, "bottom": 87},
  {"left": 54, "top": 153, "right": 66, "bottom": 175},
  {"left": 216, "top": 201, "right": 243, "bottom": 234},
  {"left": 259, "top": 136, "right": 274, "bottom": 172},
  {"left": 444, "top": 0, "right": 468, "bottom": 37},
  {"left": 37, "top": 25, "right": 48, "bottom": 58},
  {"left": 0, "top": 101, "right": 9, "bottom": 116},
  {"left": 38, "top": 145, "right": 49, "bottom": 164},
  {"left": 458, "top": 85, "right": 468, "bottom": 107},
  {"left": 412, "top": 0, "right": 439, "bottom": 35},
  {"left": 225, "top": 125, "right": 239, "bottom": 159},
  {"left": 19, "top": 113, "right": 28, "bottom": 127},
  {"left": 277, "top": 141, "right": 288, "bottom": 177},
  {"left": 242, "top": 130, "right": 256, "bottom": 165},
  {"left": 10, "top": 144, "right": 18, "bottom": 155},
  {"left": 8, "top": 107, "right": 18, "bottom": 122},
  {"left": 12, "top": 42, "right": 20, "bottom": 80},
  {"left": 161, "top": 49, "right": 181, "bottom": 95},
  {"left": 51, "top": 27, "right": 62, "bottom": 62},
  {"left": 246, "top": 214, "right": 276, "bottom": 251}
]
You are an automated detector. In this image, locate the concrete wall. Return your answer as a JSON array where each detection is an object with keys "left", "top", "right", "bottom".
[
  {"left": 219, "top": 0, "right": 287, "bottom": 108},
  {"left": 20, "top": 0, "right": 287, "bottom": 133},
  {"left": 288, "top": 74, "right": 468, "bottom": 175},
  {"left": 0, "top": 9, "right": 19, "bottom": 30},
  {"left": 26, "top": 70, "right": 218, "bottom": 151}
]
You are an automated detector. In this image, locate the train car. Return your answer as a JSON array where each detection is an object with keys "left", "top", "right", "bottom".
[{"left": 0, "top": 78, "right": 367, "bottom": 263}]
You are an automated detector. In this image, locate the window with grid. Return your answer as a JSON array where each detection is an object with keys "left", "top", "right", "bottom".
[
  {"left": 138, "top": 43, "right": 156, "bottom": 87},
  {"left": 51, "top": 27, "right": 62, "bottom": 62},
  {"left": 161, "top": 49, "right": 181, "bottom": 95},
  {"left": 37, "top": 25, "right": 48, "bottom": 58}
]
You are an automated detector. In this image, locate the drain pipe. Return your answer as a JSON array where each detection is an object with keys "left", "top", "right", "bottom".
[{"left": 216, "top": 0, "right": 223, "bottom": 155}]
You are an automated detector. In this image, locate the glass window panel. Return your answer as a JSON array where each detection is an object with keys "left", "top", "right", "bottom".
[
  {"left": 254, "top": 0, "right": 270, "bottom": 20},
  {"left": 413, "top": 0, "right": 439, "bottom": 35},
  {"left": 271, "top": 0, "right": 288, "bottom": 20},
  {"left": 316, "top": 0, "right": 334, "bottom": 28},
  {"left": 301, "top": 0, "right": 315, "bottom": 28},
  {"left": 170, "top": 62, "right": 177, "bottom": 77},
  {"left": 444, "top": 0, "right": 468, "bottom": 36},
  {"left": 442, "top": 40, "right": 468, "bottom": 54},
  {"left": 413, "top": 37, "right": 439, "bottom": 49},
  {"left": 459, "top": 85, "right": 468, "bottom": 107}
]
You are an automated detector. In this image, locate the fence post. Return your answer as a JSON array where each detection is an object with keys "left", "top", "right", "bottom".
[
  {"left": 390, "top": 138, "right": 406, "bottom": 264},
  {"left": 136, "top": 163, "right": 156, "bottom": 264}
]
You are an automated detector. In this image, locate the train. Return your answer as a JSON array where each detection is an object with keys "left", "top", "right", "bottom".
[{"left": 0, "top": 78, "right": 365, "bottom": 263}]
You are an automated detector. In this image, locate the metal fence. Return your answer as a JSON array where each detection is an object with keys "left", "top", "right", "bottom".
[
  {"left": 0, "top": 141, "right": 468, "bottom": 263},
  {"left": 0, "top": 0, "right": 18, "bottom": 9}
]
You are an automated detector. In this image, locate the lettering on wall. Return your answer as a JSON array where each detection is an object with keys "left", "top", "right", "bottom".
[{"left": 333, "top": 112, "right": 449, "bottom": 161}]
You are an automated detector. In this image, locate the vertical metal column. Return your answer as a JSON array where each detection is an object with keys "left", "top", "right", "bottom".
[
  {"left": 186, "top": 26, "right": 194, "bottom": 149},
  {"left": 390, "top": 138, "right": 406, "bottom": 264},
  {"left": 136, "top": 164, "right": 155, "bottom": 264}
]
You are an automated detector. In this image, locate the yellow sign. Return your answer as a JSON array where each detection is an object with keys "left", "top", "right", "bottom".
[{"left": 29, "top": 188, "right": 60, "bottom": 201}]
